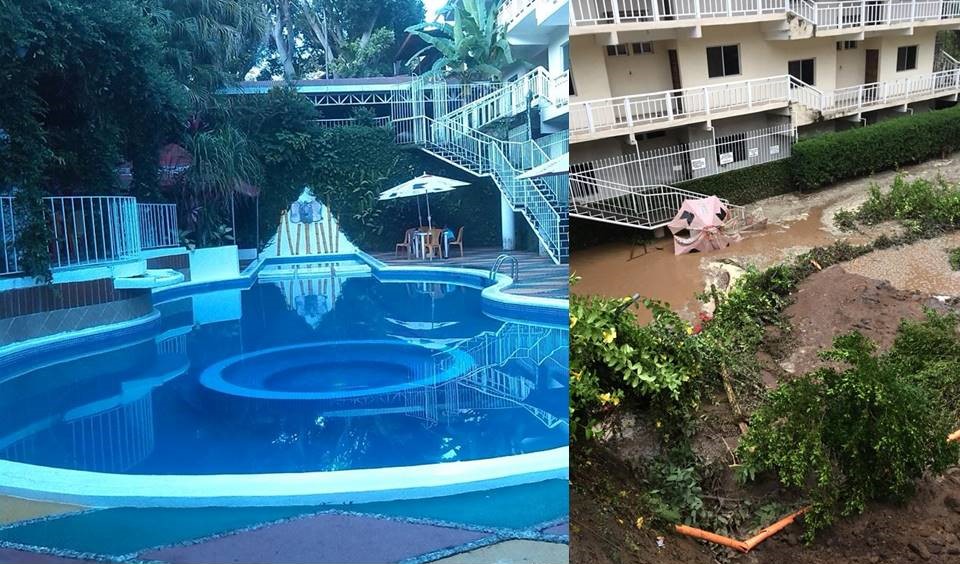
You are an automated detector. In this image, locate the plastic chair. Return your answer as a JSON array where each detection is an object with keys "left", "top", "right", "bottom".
[
  {"left": 424, "top": 228, "right": 443, "bottom": 259},
  {"left": 449, "top": 227, "right": 464, "bottom": 258},
  {"left": 395, "top": 228, "right": 415, "bottom": 258}
]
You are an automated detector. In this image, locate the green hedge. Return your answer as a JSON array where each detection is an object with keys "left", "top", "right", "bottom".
[
  {"left": 792, "top": 104, "right": 960, "bottom": 191},
  {"left": 671, "top": 104, "right": 960, "bottom": 204},
  {"left": 678, "top": 160, "right": 793, "bottom": 206}
]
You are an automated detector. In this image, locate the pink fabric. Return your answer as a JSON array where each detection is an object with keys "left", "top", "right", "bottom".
[{"left": 667, "top": 196, "right": 738, "bottom": 255}]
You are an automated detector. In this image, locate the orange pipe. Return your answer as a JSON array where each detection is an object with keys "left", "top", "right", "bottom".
[
  {"left": 741, "top": 507, "right": 808, "bottom": 551},
  {"left": 675, "top": 507, "right": 808, "bottom": 553},
  {"left": 674, "top": 524, "right": 749, "bottom": 553},
  {"left": 949, "top": 429, "right": 960, "bottom": 442}
]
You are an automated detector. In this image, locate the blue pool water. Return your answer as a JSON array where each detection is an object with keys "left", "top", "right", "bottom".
[{"left": 0, "top": 271, "right": 568, "bottom": 476}]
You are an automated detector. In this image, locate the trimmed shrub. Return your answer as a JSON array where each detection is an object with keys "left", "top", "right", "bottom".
[
  {"left": 678, "top": 160, "right": 792, "bottom": 205},
  {"left": 792, "top": 105, "right": 960, "bottom": 191}
]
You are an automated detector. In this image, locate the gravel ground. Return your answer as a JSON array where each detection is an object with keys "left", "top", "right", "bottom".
[{"left": 844, "top": 231, "right": 960, "bottom": 297}]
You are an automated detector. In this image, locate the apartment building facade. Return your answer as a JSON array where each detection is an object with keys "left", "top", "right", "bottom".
[{"left": 567, "top": 0, "right": 960, "bottom": 227}]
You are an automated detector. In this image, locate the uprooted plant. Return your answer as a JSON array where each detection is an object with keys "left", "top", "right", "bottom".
[{"left": 737, "top": 312, "right": 960, "bottom": 541}]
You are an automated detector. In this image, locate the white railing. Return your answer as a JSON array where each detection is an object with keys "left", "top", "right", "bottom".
[
  {"left": 571, "top": 75, "right": 792, "bottom": 137},
  {"left": 937, "top": 50, "right": 960, "bottom": 71},
  {"left": 572, "top": 69, "right": 960, "bottom": 139},
  {"left": 138, "top": 203, "right": 179, "bottom": 250},
  {"left": 572, "top": 125, "right": 795, "bottom": 188},
  {"left": 552, "top": 70, "right": 570, "bottom": 108},
  {"left": 498, "top": 0, "right": 539, "bottom": 27},
  {"left": 570, "top": 175, "right": 743, "bottom": 228},
  {"left": 571, "top": 0, "right": 788, "bottom": 26},
  {"left": 311, "top": 116, "right": 391, "bottom": 128},
  {"left": 570, "top": 0, "right": 960, "bottom": 28},
  {"left": 440, "top": 67, "right": 556, "bottom": 131},
  {"left": 46, "top": 196, "right": 141, "bottom": 270},
  {"left": 0, "top": 197, "right": 18, "bottom": 275},
  {"left": 821, "top": 68, "right": 960, "bottom": 115},
  {"left": 816, "top": 0, "right": 960, "bottom": 30},
  {"left": 393, "top": 115, "right": 567, "bottom": 263},
  {"left": 1, "top": 196, "right": 146, "bottom": 275}
]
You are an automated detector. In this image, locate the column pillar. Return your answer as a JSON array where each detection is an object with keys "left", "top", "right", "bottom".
[{"left": 500, "top": 193, "right": 516, "bottom": 251}]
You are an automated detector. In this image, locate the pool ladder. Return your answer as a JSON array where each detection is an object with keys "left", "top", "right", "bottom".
[{"left": 490, "top": 254, "right": 519, "bottom": 282}]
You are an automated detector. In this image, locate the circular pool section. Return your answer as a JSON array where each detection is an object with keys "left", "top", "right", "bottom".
[{"left": 201, "top": 341, "right": 473, "bottom": 401}]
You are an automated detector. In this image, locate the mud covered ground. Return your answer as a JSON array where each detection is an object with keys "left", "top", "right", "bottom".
[{"left": 572, "top": 265, "right": 960, "bottom": 564}]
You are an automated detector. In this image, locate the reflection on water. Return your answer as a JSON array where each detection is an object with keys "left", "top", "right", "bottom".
[{"left": 0, "top": 272, "right": 568, "bottom": 475}]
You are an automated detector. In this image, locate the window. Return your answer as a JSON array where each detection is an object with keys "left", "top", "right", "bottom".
[
  {"left": 632, "top": 42, "right": 654, "bottom": 55},
  {"left": 715, "top": 132, "right": 747, "bottom": 166},
  {"left": 788, "top": 58, "right": 815, "bottom": 85},
  {"left": 896, "top": 45, "right": 918, "bottom": 71},
  {"left": 606, "top": 44, "right": 629, "bottom": 57},
  {"left": 836, "top": 40, "right": 859, "bottom": 50},
  {"left": 706, "top": 45, "right": 740, "bottom": 78},
  {"left": 569, "top": 69, "right": 576, "bottom": 96},
  {"left": 561, "top": 42, "right": 569, "bottom": 72}
]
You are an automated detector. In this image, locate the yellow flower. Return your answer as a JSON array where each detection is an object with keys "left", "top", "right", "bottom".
[
  {"left": 571, "top": 370, "right": 582, "bottom": 382},
  {"left": 598, "top": 393, "right": 621, "bottom": 406},
  {"left": 685, "top": 325, "right": 694, "bottom": 335},
  {"left": 655, "top": 420, "right": 662, "bottom": 428},
  {"left": 635, "top": 516, "right": 645, "bottom": 530},
  {"left": 602, "top": 327, "right": 616, "bottom": 343},
  {"left": 570, "top": 315, "right": 578, "bottom": 328}
]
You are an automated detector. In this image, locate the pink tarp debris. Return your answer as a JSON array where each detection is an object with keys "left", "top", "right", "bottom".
[{"left": 667, "top": 195, "right": 739, "bottom": 255}]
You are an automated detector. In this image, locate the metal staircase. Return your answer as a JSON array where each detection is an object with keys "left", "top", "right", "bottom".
[{"left": 394, "top": 108, "right": 569, "bottom": 263}]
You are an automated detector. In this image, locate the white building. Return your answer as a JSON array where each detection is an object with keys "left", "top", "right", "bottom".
[{"left": 568, "top": 0, "right": 960, "bottom": 227}]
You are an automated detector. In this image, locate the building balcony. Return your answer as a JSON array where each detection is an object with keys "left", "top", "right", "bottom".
[
  {"left": 570, "top": 0, "right": 960, "bottom": 36},
  {"left": 570, "top": 68, "right": 960, "bottom": 143},
  {"left": 570, "top": 75, "right": 794, "bottom": 142}
]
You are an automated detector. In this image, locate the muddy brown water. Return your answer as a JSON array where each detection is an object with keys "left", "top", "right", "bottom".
[{"left": 571, "top": 207, "right": 834, "bottom": 324}]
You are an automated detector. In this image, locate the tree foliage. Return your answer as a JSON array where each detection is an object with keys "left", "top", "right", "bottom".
[{"left": 405, "top": 0, "right": 512, "bottom": 80}]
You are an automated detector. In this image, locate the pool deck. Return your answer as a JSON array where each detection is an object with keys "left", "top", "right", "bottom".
[
  {"left": 369, "top": 248, "right": 568, "bottom": 301},
  {"left": 0, "top": 498, "right": 568, "bottom": 564}
]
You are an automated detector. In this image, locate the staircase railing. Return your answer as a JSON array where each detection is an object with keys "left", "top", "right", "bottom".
[
  {"left": 438, "top": 67, "right": 555, "bottom": 131},
  {"left": 398, "top": 115, "right": 566, "bottom": 263},
  {"left": 570, "top": 173, "right": 744, "bottom": 229}
]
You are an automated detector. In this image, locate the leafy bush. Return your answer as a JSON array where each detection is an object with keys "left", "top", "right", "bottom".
[
  {"left": 569, "top": 290, "right": 707, "bottom": 442},
  {"left": 792, "top": 105, "right": 960, "bottom": 191},
  {"left": 950, "top": 247, "right": 960, "bottom": 271},
  {"left": 738, "top": 320, "right": 960, "bottom": 540},
  {"left": 854, "top": 176, "right": 960, "bottom": 236},
  {"left": 678, "top": 160, "right": 793, "bottom": 205},
  {"left": 833, "top": 208, "right": 857, "bottom": 232}
]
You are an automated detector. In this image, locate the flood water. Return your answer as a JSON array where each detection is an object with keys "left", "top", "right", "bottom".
[{"left": 570, "top": 207, "right": 835, "bottom": 324}]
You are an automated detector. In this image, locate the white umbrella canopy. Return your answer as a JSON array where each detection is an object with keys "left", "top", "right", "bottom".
[
  {"left": 517, "top": 153, "right": 569, "bottom": 179},
  {"left": 379, "top": 173, "right": 470, "bottom": 231}
]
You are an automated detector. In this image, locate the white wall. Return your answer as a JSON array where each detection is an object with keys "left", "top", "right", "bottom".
[
  {"left": 604, "top": 41, "right": 675, "bottom": 96},
  {"left": 875, "top": 28, "right": 938, "bottom": 83},
  {"left": 570, "top": 35, "right": 614, "bottom": 102}
]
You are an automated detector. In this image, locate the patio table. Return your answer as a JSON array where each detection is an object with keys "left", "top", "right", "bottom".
[{"left": 413, "top": 231, "right": 449, "bottom": 259}]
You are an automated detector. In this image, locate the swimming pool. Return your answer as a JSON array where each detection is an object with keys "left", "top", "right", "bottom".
[{"left": 0, "top": 255, "right": 569, "bottom": 506}]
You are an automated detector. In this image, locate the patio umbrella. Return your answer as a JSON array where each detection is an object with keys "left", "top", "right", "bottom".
[
  {"left": 517, "top": 153, "right": 569, "bottom": 179},
  {"left": 379, "top": 173, "right": 469, "bottom": 231}
]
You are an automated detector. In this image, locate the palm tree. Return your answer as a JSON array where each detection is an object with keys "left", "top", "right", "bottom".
[{"left": 404, "top": 0, "right": 512, "bottom": 81}]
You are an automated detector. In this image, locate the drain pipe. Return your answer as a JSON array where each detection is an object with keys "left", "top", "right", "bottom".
[{"left": 674, "top": 430, "right": 960, "bottom": 552}]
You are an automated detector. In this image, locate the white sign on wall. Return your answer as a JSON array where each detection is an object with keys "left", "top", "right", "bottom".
[
  {"left": 691, "top": 157, "right": 707, "bottom": 170},
  {"left": 719, "top": 152, "right": 734, "bottom": 165},
  {"left": 748, "top": 147, "right": 759, "bottom": 158},
  {"left": 770, "top": 144, "right": 781, "bottom": 155}
]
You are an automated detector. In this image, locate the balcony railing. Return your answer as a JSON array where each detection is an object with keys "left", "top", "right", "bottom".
[
  {"left": 572, "top": 69, "right": 960, "bottom": 140},
  {"left": 498, "top": 0, "right": 539, "bottom": 26},
  {"left": 570, "top": 0, "right": 960, "bottom": 29},
  {"left": 1, "top": 196, "right": 171, "bottom": 276},
  {"left": 311, "top": 116, "right": 391, "bottom": 128},
  {"left": 552, "top": 70, "right": 570, "bottom": 108},
  {"left": 815, "top": 0, "right": 960, "bottom": 30},
  {"left": 571, "top": 0, "right": 786, "bottom": 27},
  {"left": 571, "top": 75, "right": 792, "bottom": 137},
  {"left": 821, "top": 68, "right": 960, "bottom": 114}
]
